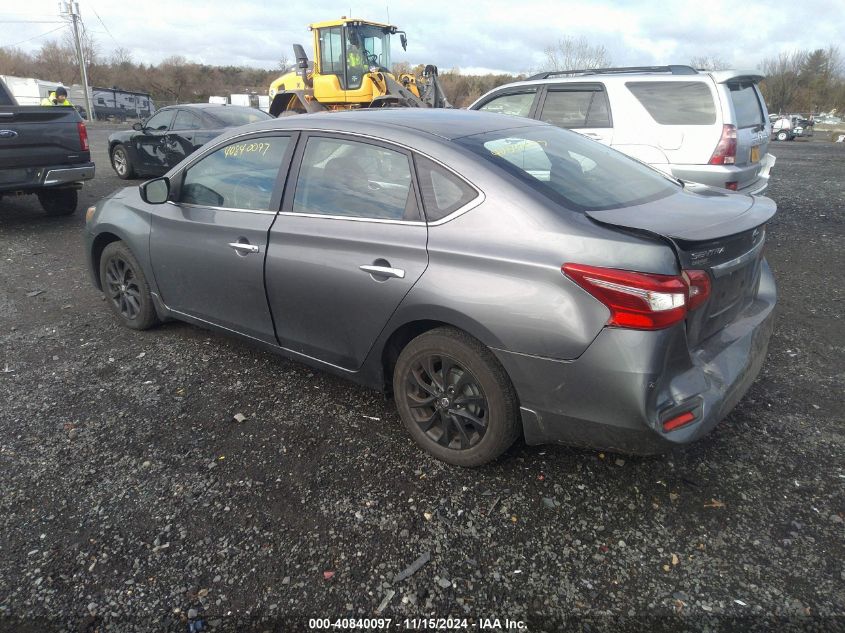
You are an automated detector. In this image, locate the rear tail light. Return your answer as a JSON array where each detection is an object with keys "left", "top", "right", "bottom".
[
  {"left": 78, "top": 121, "right": 89, "bottom": 151},
  {"left": 725, "top": 181, "right": 738, "bottom": 191},
  {"left": 709, "top": 124, "right": 737, "bottom": 165},
  {"left": 562, "top": 264, "right": 711, "bottom": 330}
]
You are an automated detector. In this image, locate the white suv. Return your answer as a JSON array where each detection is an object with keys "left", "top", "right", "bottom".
[{"left": 468, "top": 65, "right": 775, "bottom": 194}]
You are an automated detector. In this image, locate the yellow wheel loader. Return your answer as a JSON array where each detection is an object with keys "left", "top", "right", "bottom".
[{"left": 268, "top": 17, "right": 450, "bottom": 116}]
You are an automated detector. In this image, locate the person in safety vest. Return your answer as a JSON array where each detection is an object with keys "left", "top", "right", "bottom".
[{"left": 41, "top": 86, "right": 72, "bottom": 106}]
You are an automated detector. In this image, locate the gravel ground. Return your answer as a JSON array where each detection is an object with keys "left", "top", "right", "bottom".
[{"left": 0, "top": 128, "right": 843, "bottom": 633}]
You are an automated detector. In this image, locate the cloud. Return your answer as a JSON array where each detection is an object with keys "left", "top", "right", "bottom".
[{"left": 5, "top": 0, "right": 843, "bottom": 74}]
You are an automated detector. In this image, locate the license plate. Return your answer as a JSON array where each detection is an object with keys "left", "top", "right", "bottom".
[{"left": 750, "top": 146, "right": 760, "bottom": 163}]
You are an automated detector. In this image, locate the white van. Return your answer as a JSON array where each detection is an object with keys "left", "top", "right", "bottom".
[{"left": 468, "top": 65, "right": 775, "bottom": 194}]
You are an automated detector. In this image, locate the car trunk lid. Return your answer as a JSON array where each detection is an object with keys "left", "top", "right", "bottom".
[{"left": 585, "top": 186, "right": 775, "bottom": 346}]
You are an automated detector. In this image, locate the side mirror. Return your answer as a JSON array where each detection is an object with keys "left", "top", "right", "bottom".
[
  {"left": 132, "top": 122, "right": 143, "bottom": 131},
  {"left": 400, "top": 33, "right": 408, "bottom": 51},
  {"left": 140, "top": 177, "right": 170, "bottom": 204}
]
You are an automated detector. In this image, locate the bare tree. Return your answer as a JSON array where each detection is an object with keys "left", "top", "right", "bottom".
[
  {"left": 61, "top": 28, "right": 98, "bottom": 67},
  {"left": 690, "top": 55, "right": 729, "bottom": 71},
  {"left": 278, "top": 54, "right": 290, "bottom": 72},
  {"left": 110, "top": 47, "right": 133, "bottom": 67},
  {"left": 759, "top": 50, "right": 808, "bottom": 114},
  {"left": 543, "top": 36, "right": 611, "bottom": 71},
  {"left": 0, "top": 47, "right": 33, "bottom": 76}
]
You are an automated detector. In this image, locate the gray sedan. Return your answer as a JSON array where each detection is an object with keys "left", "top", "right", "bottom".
[{"left": 84, "top": 109, "right": 776, "bottom": 466}]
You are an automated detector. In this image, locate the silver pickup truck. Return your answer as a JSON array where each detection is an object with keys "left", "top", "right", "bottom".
[{"left": 0, "top": 77, "right": 95, "bottom": 216}]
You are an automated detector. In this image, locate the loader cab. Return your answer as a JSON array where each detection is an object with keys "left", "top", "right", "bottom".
[{"left": 312, "top": 19, "right": 396, "bottom": 96}]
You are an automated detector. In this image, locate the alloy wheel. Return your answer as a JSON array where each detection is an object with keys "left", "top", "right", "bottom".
[
  {"left": 104, "top": 255, "right": 142, "bottom": 320},
  {"left": 112, "top": 149, "right": 127, "bottom": 176},
  {"left": 404, "top": 354, "right": 489, "bottom": 450}
]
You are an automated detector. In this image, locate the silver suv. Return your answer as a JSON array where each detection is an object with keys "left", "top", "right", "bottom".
[{"left": 469, "top": 65, "right": 775, "bottom": 194}]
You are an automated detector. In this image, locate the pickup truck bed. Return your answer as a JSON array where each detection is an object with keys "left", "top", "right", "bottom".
[{"left": 0, "top": 78, "right": 95, "bottom": 216}]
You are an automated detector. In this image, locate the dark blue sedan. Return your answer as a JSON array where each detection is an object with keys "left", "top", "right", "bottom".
[{"left": 107, "top": 104, "right": 272, "bottom": 179}]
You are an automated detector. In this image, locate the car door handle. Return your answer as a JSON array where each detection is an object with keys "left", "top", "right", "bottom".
[
  {"left": 228, "top": 242, "right": 259, "bottom": 254},
  {"left": 359, "top": 265, "right": 405, "bottom": 279}
]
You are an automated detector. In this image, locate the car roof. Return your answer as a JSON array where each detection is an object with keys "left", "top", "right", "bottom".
[
  {"left": 161, "top": 103, "right": 255, "bottom": 111},
  {"left": 241, "top": 108, "right": 545, "bottom": 142},
  {"left": 478, "top": 68, "right": 764, "bottom": 95}
]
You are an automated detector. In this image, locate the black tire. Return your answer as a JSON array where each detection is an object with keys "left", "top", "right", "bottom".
[
  {"left": 393, "top": 327, "right": 520, "bottom": 467},
  {"left": 776, "top": 131, "right": 789, "bottom": 141},
  {"left": 99, "top": 241, "right": 160, "bottom": 330},
  {"left": 111, "top": 143, "right": 135, "bottom": 179},
  {"left": 38, "top": 188, "right": 78, "bottom": 216}
]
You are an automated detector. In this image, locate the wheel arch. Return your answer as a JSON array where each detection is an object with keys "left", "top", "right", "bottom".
[
  {"left": 373, "top": 309, "right": 509, "bottom": 393},
  {"left": 90, "top": 231, "right": 123, "bottom": 290},
  {"left": 108, "top": 139, "right": 123, "bottom": 157}
]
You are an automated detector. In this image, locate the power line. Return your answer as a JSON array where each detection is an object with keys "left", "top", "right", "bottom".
[
  {"left": 88, "top": 2, "right": 119, "bottom": 48},
  {"left": 3, "top": 24, "right": 67, "bottom": 47}
]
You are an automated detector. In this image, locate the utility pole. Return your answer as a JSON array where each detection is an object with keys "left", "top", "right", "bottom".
[{"left": 59, "top": 1, "right": 96, "bottom": 121}]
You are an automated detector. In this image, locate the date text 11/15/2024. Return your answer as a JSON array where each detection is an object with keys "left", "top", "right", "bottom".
[{"left": 307, "top": 618, "right": 527, "bottom": 630}]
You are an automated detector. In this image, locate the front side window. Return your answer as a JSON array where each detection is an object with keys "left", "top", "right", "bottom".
[
  {"left": 319, "top": 27, "right": 344, "bottom": 77},
  {"left": 179, "top": 136, "right": 290, "bottom": 210},
  {"left": 457, "top": 126, "right": 678, "bottom": 212},
  {"left": 144, "top": 110, "right": 174, "bottom": 131},
  {"left": 626, "top": 81, "right": 716, "bottom": 125},
  {"left": 293, "top": 137, "right": 416, "bottom": 220},
  {"left": 478, "top": 92, "right": 536, "bottom": 117}
]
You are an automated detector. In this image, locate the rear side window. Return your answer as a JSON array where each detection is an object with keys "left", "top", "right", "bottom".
[
  {"left": 414, "top": 156, "right": 478, "bottom": 222},
  {"left": 292, "top": 137, "right": 417, "bottom": 220},
  {"left": 729, "top": 83, "right": 765, "bottom": 128},
  {"left": 206, "top": 107, "right": 272, "bottom": 126},
  {"left": 174, "top": 110, "right": 203, "bottom": 130},
  {"left": 478, "top": 92, "right": 536, "bottom": 117},
  {"left": 626, "top": 81, "right": 716, "bottom": 125},
  {"left": 180, "top": 136, "right": 290, "bottom": 210},
  {"left": 540, "top": 89, "right": 611, "bottom": 128}
]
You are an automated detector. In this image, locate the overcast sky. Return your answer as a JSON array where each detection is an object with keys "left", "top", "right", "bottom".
[{"left": 1, "top": 0, "right": 842, "bottom": 75}]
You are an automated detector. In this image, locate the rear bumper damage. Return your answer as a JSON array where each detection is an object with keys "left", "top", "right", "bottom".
[{"left": 495, "top": 260, "right": 776, "bottom": 454}]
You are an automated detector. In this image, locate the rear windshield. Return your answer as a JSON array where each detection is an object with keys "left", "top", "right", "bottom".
[
  {"left": 626, "top": 81, "right": 716, "bottom": 125},
  {"left": 206, "top": 107, "right": 272, "bottom": 126},
  {"left": 456, "top": 126, "right": 678, "bottom": 212},
  {"left": 729, "top": 83, "right": 765, "bottom": 128}
]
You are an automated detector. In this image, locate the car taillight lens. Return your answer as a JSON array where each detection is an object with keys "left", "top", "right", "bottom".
[
  {"left": 78, "top": 121, "right": 89, "bottom": 151},
  {"left": 683, "top": 269, "right": 711, "bottom": 311},
  {"left": 709, "top": 124, "right": 737, "bottom": 165},
  {"left": 562, "top": 264, "right": 711, "bottom": 330}
]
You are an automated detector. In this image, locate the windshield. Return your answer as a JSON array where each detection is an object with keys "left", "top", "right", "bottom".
[
  {"left": 206, "top": 106, "right": 272, "bottom": 127},
  {"left": 456, "top": 126, "right": 679, "bottom": 212}
]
